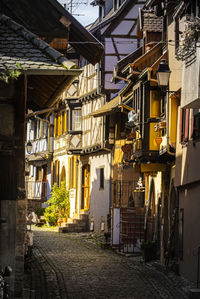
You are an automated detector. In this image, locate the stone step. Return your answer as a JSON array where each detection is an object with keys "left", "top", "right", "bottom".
[
  {"left": 72, "top": 219, "right": 86, "bottom": 225},
  {"left": 61, "top": 223, "right": 76, "bottom": 228},
  {"left": 79, "top": 214, "right": 88, "bottom": 220},
  {"left": 59, "top": 227, "right": 87, "bottom": 233}
]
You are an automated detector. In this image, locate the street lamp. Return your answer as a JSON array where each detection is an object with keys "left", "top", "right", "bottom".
[
  {"left": 156, "top": 59, "right": 171, "bottom": 87},
  {"left": 26, "top": 141, "right": 32, "bottom": 154}
]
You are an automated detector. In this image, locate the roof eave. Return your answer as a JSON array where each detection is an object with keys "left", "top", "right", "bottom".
[{"left": 23, "top": 69, "right": 82, "bottom": 76}]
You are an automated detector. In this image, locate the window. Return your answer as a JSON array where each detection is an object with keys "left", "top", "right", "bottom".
[
  {"left": 72, "top": 109, "right": 82, "bottom": 131},
  {"left": 36, "top": 167, "right": 42, "bottom": 181},
  {"left": 193, "top": 110, "right": 200, "bottom": 140},
  {"left": 189, "top": 0, "right": 200, "bottom": 18},
  {"left": 99, "top": 168, "right": 104, "bottom": 190}
]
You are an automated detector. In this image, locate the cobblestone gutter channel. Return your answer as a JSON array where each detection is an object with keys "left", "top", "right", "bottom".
[{"left": 23, "top": 228, "right": 191, "bottom": 299}]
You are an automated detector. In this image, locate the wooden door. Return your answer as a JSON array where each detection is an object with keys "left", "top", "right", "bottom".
[
  {"left": 81, "top": 164, "right": 90, "bottom": 210},
  {"left": 42, "top": 165, "right": 47, "bottom": 198}
]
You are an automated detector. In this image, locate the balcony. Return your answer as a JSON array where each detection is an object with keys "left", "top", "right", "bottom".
[{"left": 25, "top": 181, "right": 47, "bottom": 201}]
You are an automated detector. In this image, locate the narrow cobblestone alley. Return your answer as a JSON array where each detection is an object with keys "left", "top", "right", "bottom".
[{"left": 23, "top": 228, "right": 191, "bottom": 299}]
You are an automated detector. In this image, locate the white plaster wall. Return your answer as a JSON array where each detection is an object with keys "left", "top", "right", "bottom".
[
  {"left": 89, "top": 153, "right": 111, "bottom": 232},
  {"left": 148, "top": 172, "right": 162, "bottom": 206},
  {"left": 181, "top": 45, "right": 200, "bottom": 108}
]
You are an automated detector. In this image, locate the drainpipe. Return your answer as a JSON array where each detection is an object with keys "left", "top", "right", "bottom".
[{"left": 166, "top": 92, "right": 175, "bottom": 156}]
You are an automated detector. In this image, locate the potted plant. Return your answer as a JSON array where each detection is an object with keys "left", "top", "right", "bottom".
[{"left": 141, "top": 240, "right": 157, "bottom": 262}]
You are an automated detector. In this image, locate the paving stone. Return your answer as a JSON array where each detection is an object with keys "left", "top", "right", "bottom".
[{"left": 23, "top": 228, "right": 191, "bottom": 299}]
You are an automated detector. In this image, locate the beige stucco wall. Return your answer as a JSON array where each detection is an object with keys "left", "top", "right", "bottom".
[
  {"left": 181, "top": 43, "right": 200, "bottom": 108},
  {"left": 168, "top": 18, "right": 183, "bottom": 93},
  {"left": 175, "top": 107, "right": 200, "bottom": 187},
  {"left": 179, "top": 185, "right": 200, "bottom": 282}
]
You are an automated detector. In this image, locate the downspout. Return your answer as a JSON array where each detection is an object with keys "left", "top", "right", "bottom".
[{"left": 166, "top": 93, "right": 175, "bottom": 156}]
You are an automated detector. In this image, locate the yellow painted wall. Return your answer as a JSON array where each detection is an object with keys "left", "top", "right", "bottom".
[
  {"left": 150, "top": 90, "right": 160, "bottom": 118},
  {"left": 149, "top": 90, "right": 161, "bottom": 151},
  {"left": 113, "top": 139, "right": 126, "bottom": 166},
  {"left": 149, "top": 122, "right": 161, "bottom": 151},
  {"left": 169, "top": 95, "right": 179, "bottom": 148}
]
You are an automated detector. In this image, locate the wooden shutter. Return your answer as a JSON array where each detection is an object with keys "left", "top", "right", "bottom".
[
  {"left": 179, "top": 108, "right": 183, "bottom": 144},
  {"left": 57, "top": 113, "right": 61, "bottom": 136},
  {"left": 191, "top": 109, "right": 194, "bottom": 138},
  {"left": 54, "top": 114, "right": 57, "bottom": 137}
]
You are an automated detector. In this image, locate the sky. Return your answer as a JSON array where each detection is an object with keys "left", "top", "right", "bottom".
[{"left": 58, "top": 1, "right": 99, "bottom": 26}]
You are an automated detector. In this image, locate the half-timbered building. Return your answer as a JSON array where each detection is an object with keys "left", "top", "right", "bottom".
[{"left": 0, "top": 12, "right": 83, "bottom": 296}]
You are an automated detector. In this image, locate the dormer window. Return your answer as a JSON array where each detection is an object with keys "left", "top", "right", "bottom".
[
  {"left": 91, "top": 0, "right": 105, "bottom": 21},
  {"left": 99, "top": 3, "right": 105, "bottom": 21},
  {"left": 113, "top": 0, "right": 120, "bottom": 11}
]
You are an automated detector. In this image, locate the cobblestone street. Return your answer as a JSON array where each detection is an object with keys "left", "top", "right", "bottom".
[{"left": 23, "top": 228, "right": 191, "bottom": 299}]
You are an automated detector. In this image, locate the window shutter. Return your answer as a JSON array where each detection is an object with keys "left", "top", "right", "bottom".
[
  {"left": 58, "top": 114, "right": 60, "bottom": 136},
  {"left": 179, "top": 108, "right": 183, "bottom": 144},
  {"left": 54, "top": 115, "right": 57, "bottom": 137}
]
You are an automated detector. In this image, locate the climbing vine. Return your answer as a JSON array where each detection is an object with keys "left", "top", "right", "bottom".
[{"left": 0, "top": 63, "right": 23, "bottom": 83}]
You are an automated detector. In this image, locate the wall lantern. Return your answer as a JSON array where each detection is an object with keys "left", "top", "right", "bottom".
[
  {"left": 26, "top": 141, "right": 32, "bottom": 154},
  {"left": 156, "top": 59, "right": 171, "bottom": 87}
]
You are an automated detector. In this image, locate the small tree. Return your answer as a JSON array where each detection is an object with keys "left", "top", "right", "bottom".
[{"left": 44, "top": 181, "right": 70, "bottom": 225}]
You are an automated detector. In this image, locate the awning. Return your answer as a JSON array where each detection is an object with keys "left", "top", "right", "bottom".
[{"left": 90, "top": 93, "right": 133, "bottom": 117}]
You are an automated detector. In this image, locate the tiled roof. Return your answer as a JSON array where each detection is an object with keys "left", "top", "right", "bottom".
[
  {"left": 90, "top": 0, "right": 131, "bottom": 32},
  {"left": 142, "top": 10, "right": 163, "bottom": 32},
  {"left": 0, "top": 14, "right": 76, "bottom": 72}
]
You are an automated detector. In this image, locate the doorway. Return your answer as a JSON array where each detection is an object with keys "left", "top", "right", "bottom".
[{"left": 81, "top": 164, "right": 90, "bottom": 210}]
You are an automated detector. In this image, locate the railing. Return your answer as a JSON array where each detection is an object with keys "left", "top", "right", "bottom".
[
  {"left": 120, "top": 207, "right": 145, "bottom": 253},
  {"left": 112, "top": 180, "right": 144, "bottom": 208},
  {"left": 25, "top": 181, "right": 47, "bottom": 200}
]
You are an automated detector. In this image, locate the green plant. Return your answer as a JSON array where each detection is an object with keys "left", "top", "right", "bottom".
[
  {"left": 0, "top": 63, "right": 23, "bottom": 83},
  {"left": 44, "top": 181, "right": 70, "bottom": 225},
  {"left": 35, "top": 207, "right": 45, "bottom": 217}
]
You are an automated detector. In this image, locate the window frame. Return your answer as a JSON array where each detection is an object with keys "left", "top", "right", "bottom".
[{"left": 99, "top": 167, "right": 104, "bottom": 190}]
